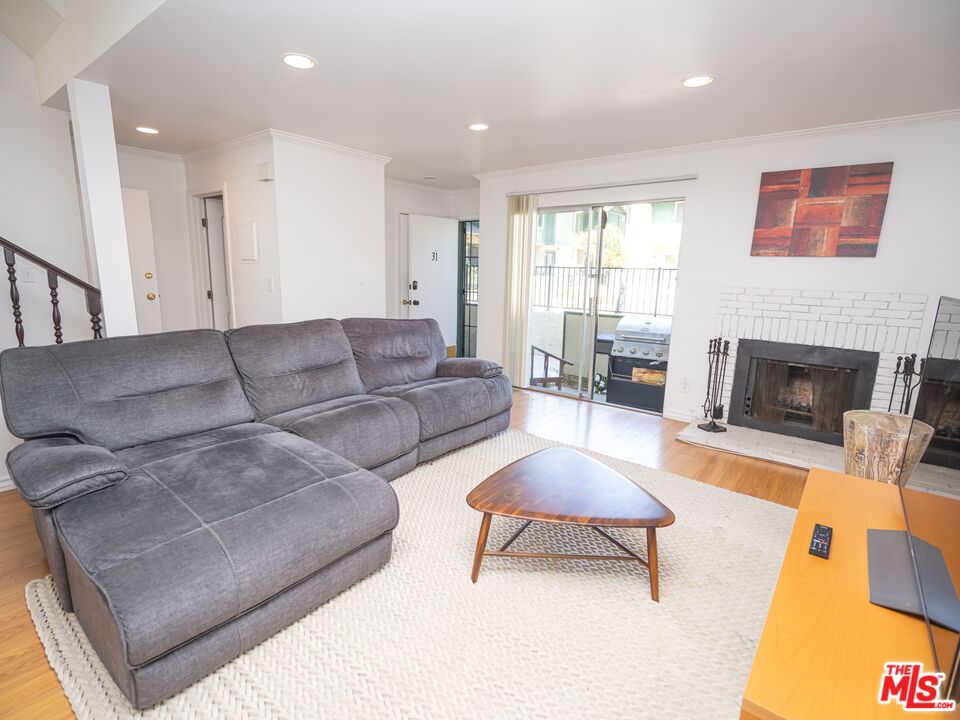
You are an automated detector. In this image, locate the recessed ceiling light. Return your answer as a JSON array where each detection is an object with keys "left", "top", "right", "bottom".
[
  {"left": 423, "top": 176, "right": 437, "bottom": 181},
  {"left": 136, "top": 126, "right": 159, "bottom": 134},
  {"left": 681, "top": 74, "right": 714, "bottom": 88},
  {"left": 467, "top": 123, "right": 489, "bottom": 132},
  {"left": 282, "top": 53, "right": 316, "bottom": 70}
]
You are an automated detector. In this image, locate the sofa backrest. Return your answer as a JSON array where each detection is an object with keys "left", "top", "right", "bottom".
[
  {"left": 225, "top": 319, "right": 364, "bottom": 418},
  {"left": 341, "top": 318, "right": 447, "bottom": 392},
  {"left": 0, "top": 330, "right": 254, "bottom": 451}
]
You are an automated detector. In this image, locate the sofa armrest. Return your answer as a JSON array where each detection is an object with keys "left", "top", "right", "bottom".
[
  {"left": 436, "top": 358, "right": 503, "bottom": 379},
  {"left": 6, "top": 438, "right": 127, "bottom": 510}
]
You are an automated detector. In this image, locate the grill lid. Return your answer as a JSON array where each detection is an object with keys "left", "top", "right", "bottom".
[{"left": 614, "top": 314, "right": 672, "bottom": 344}]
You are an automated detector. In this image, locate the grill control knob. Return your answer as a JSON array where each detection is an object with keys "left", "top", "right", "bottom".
[
  {"left": 642, "top": 350, "right": 650, "bottom": 355},
  {"left": 656, "top": 351, "right": 663, "bottom": 357},
  {"left": 629, "top": 348, "right": 637, "bottom": 354},
  {"left": 616, "top": 346, "right": 624, "bottom": 352}
]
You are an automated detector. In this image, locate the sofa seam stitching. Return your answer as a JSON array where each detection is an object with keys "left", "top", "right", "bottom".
[{"left": 140, "top": 466, "right": 245, "bottom": 657}]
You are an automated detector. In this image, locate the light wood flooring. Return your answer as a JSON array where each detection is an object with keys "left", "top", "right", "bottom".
[{"left": 0, "top": 389, "right": 807, "bottom": 718}]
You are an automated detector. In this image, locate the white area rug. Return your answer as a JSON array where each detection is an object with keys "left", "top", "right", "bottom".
[
  {"left": 27, "top": 430, "right": 796, "bottom": 719},
  {"left": 676, "top": 420, "right": 960, "bottom": 499}
]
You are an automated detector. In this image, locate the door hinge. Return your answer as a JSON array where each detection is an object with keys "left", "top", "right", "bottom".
[
  {"left": 207, "top": 290, "right": 213, "bottom": 300},
  {"left": 201, "top": 218, "right": 208, "bottom": 228}
]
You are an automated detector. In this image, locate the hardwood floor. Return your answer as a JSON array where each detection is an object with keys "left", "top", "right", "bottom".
[
  {"left": 511, "top": 389, "right": 807, "bottom": 507},
  {"left": 0, "top": 389, "right": 806, "bottom": 718}
]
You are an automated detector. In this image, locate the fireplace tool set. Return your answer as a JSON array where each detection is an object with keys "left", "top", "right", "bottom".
[
  {"left": 888, "top": 353, "right": 925, "bottom": 414},
  {"left": 699, "top": 337, "right": 730, "bottom": 432}
]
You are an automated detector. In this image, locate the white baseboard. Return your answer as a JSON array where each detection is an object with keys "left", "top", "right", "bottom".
[{"left": 0, "top": 475, "right": 13, "bottom": 493}]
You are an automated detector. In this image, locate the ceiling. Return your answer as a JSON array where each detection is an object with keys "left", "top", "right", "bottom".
[
  {"left": 0, "top": 0, "right": 64, "bottom": 58},
  {"left": 64, "top": 0, "right": 960, "bottom": 188}
]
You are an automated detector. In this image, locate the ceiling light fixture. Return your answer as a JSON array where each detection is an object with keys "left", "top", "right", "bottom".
[
  {"left": 467, "top": 123, "right": 489, "bottom": 132},
  {"left": 282, "top": 53, "right": 316, "bottom": 70},
  {"left": 423, "top": 176, "right": 437, "bottom": 181},
  {"left": 681, "top": 74, "right": 715, "bottom": 88},
  {"left": 136, "top": 126, "right": 159, "bottom": 134}
]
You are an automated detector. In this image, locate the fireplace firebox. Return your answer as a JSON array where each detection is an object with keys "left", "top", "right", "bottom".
[
  {"left": 728, "top": 340, "right": 879, "bottom": 445},
  {"left": 914, "top": 358, "right": 960, "bottom": 470}
]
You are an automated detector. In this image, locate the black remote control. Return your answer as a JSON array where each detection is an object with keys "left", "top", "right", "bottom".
[{"left": 809, "top": 523, "right": 833, "bottom": 559}]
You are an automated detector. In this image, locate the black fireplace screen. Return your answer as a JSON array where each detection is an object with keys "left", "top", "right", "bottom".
[
  {"left": 750, "top": 360, "right": 852, "bottom": 433},
  {"left": 728, "top": 340, "right": 879, "bottom": 445}
]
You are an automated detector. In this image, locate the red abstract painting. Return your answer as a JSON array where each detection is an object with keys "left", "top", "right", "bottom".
[{"left": 750, "top": 162, "right": 893, "bottom": 257}]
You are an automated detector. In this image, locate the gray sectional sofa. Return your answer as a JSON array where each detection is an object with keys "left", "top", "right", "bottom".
[{"left": 0, "top": 317, "right": 511, "bottom": 708}]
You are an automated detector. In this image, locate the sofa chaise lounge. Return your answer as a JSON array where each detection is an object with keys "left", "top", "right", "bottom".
[{"left": 0, "top": 317, "right": 511, "bottom": 708}]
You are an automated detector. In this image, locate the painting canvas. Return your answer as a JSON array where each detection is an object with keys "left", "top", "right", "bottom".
[{"left": 750, "top": 162, "right": 893, "bottom": 257}]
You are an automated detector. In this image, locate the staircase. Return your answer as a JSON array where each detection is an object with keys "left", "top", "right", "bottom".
[{"left": 0, "top": 236, "right": 104, "bottom": 347}]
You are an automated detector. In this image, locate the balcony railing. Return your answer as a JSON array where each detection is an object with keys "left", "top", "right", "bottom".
[{"left": 531, "top": 266, "right": 677, "bottom": 316}]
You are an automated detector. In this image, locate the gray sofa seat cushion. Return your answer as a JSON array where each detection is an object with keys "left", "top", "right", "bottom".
[
  {"left": 7, "top": 438, "right": 127, "bottom": 509},
  {"left": 263, "top": 395, "right": 419, "bottom": 471},
  {"left": 436, "top": 357, "right": 503, "bottom": 379},
  {"left": 341, "top": 318, "right": 447, "bottom": 392},
  {"left": 55, "top": 431, "right": 398, "bottom": 668},
  {"left": 372, "top": 374, "right": 513, "bottom": 441},
  {"left": 225, "top": 320, "right": 364, "bottom": 418},
  {"left": 0, "top": 330, "right": 254, "bottom": 451}
]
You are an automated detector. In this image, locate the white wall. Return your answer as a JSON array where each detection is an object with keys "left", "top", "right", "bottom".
[
  {"left": 184, "top": 134, "right": 282, "bottom": 327},
  {"left": 274, "top": 135, "right": 389, "bottom": 321},
  {"left": 476, "top": 113, "right": 960, "bottom": 421},
  {"left": 117, "top": 147, "right": 197, "bottom": 331},
  {"left": 384, "top": 180, "right": 479, "bottom": 318},
  {"left": 0, "top": 34, "right": 91, "bottom": 484}
]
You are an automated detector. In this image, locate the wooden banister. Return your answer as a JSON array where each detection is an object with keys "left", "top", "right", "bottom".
[
  {"left": 0, "top": 236, "right": 104, "bottom": 346},
  {"left": 530, "top": 344, "right": 573, "bottom": 391}
]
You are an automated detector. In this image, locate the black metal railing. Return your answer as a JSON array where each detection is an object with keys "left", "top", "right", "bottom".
[
  {"left": 531, "top": 266, "right": 677, "bottom": 316},
  {"left": 0, "top": 236, "right": 104, "bottom": 347}
]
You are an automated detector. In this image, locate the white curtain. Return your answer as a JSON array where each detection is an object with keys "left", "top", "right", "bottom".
[{"left": 502, "top": 194, "right": 537, "bottom": 388}]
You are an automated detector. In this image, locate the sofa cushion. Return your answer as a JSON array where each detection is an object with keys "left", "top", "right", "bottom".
[
  {"left": 373, "top": 374, "right": 513, "bottom": 441},
  {"left": 7, "top": 438, "right": 127, "bottom": 509},
  {"left": 0, "top": 330, "right": 254, "bottom": 451},
  {"left": 263, "top": 395, "right": 419, "bottom": 471},
  {"left": 225, "top": 319, "right": 364, "bottom": 418},
  {"left": 341, "top": 318, "right": 447, "bottom": 392},
  {"left": 54, "top": 430, "right": 398, "bottom": 668}
]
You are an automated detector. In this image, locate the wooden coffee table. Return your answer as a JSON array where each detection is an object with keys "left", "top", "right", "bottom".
[{"left": 466, "top": 447, "right": 676, "bottom": 601}]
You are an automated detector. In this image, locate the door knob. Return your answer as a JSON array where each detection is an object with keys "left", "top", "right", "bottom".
[
  {"left": 144, "top": 271, "right": 153, "bottom": 279},
  {"left": 146, "top": 293, "right": 156, "bottom": 301}
]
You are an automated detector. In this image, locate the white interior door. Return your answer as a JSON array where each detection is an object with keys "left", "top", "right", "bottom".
[
  {"left": 203, "top": 197, "right": 231, "bottom": 330},
  {"left": 407, "top": 214, "right": 458, "bottom": 348},
  {"left": 121, "top": 187, "right": 163, "bottom": 334}
]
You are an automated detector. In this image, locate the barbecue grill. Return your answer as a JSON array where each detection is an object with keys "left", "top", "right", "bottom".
[{"left": 606, "top": 314, "right": 672, "bottom": 412}]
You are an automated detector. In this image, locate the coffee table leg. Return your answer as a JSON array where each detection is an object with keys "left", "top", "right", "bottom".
[
  {"left": 471, "top": 512, "right": 492, "bottom": 583},
  {"left": 647, "top": 527, "right": 659, "bottom": 602}
]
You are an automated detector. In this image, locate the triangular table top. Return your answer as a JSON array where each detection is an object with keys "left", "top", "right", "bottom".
[{"left": 467, "top": 448, "right": 675, "bottom": 528}]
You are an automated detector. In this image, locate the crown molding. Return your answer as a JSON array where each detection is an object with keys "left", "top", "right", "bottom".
[
  {"left": 182, "top": 128, "right": 390, "bottom": 164},
  {"left": 268, "top": 129, "right": 390, "bottom": 164},
  {"left": 181, "top": 130, "right": 274, "bottom": 161},
  {"left": 116, "top": 145, "right": 184, "bottom": 163},
  {"left": 385, "top": 178, "right": 479, "bottom": 196},
  {"left": 474, "top": 109, "right": 960, "bottom": 182}
]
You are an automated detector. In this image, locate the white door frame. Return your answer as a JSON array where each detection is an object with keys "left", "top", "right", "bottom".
[{"left": 187, "top": 186, "right": 238, "bottom": 329}]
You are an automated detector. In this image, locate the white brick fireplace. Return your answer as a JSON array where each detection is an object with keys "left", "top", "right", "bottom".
[{"left": 714, "top": 287, "right": 928, "bottom": 419}]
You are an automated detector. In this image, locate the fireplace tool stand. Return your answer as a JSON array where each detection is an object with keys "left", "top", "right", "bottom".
[
  {"left": 699, "top": 337, "right": 730, "bottom": 433},
  {"left": 887, "top": 353, "right": 925, "bottom": 414}
]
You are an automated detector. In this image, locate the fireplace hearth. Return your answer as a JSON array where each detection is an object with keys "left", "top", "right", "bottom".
[{"left": 729, "top": 340, "right": 879, "bottom": 445}]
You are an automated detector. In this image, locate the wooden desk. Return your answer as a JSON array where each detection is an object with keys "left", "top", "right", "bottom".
[{"left": 742, "top": 468, "right": 959, "bottom": 719}]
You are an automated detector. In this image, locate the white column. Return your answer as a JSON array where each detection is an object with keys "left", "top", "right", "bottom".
[{"left": 67, "top": 78, "right": 139, "bottom": 337}]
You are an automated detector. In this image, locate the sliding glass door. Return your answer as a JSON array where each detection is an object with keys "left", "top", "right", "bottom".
[
  {"left": 527, "top": 199, "right": 683, "bottom": 408},
  {"left": 528, "top": 206, "right": 603, "bottom": 399}
]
